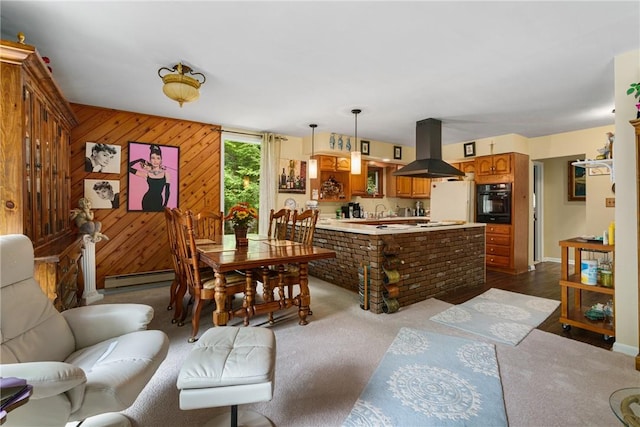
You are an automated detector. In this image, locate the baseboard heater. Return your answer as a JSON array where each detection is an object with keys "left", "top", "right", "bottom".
[{"left": 104, "top": 270, "right": 175, "bottom": 289}]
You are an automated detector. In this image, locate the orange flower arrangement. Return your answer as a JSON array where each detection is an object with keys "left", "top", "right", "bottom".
[{"left": 225, "top": 202, "right": 258, "bottom": 229}]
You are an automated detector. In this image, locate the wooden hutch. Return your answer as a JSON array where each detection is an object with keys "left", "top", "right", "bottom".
[{"left": 1, "top": 36, "right": 83, "bottom": 310}]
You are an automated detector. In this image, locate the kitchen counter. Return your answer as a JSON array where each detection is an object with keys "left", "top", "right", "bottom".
[
  {"left": 309, "top": 220, "right": 486, "bottom": 314},
  {"left": 316, "top": 217, "right": 486, "bottom": 235}
]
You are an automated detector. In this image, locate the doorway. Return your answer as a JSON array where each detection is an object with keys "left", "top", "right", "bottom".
[{"left": 533, "top": 161, "right": 543, "bottom": 263}]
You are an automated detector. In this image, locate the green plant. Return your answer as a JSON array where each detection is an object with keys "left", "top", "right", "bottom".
[{"left": 626, "top": 82, "right": 640, "bottom": 99}]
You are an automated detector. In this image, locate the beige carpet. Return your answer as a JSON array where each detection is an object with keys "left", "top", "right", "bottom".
[{"left": 99, "top": 277, "right": 639, "bottom": 427}]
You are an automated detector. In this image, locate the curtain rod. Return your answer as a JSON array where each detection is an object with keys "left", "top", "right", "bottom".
[{"left": 220, "top": 128, "right": 288, "bottom": 141}]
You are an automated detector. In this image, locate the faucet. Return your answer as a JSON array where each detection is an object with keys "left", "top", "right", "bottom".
[{"left": 374, "top": 203, "right": 387, "bottom": 219}]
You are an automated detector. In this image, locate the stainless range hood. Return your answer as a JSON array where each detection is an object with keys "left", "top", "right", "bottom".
[{"left": 393, "top": 118, "right": 464, "bottom": 178}]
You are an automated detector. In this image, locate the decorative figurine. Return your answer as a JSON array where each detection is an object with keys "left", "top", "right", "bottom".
[
  {"left": 70, "top": 198, "right": 109, "bottom": 242},
  {"left": 329, "top": 133, "right": 336, "bottom": 149},
  {"left": 338, "top": 135, "right": 344, "bottom": 150},
  {"left": 346, "top": 136, "right": 351, "bottom": 151}
]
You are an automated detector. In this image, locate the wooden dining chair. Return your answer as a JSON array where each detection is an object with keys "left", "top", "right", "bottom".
[
  {"left": 174, "top": 209, "right": 248, "bottom": 342},
  {"left": 192, "top": 210, "right": 224, "bottom": 244},
  {"left": 255, "top": 208, "right": 292, "bottom": 323},
  {"left": 164, "top": 207, "right": 186, "bottom": 322},
  {"left": 258, "top": 209, "right": 320, "bottom": 321},
  {"left": 284, "top": 209, "right": 320, "bottom": 308},
  {"left": 268, "top": 208, "right": 292, "bottom": 239}
]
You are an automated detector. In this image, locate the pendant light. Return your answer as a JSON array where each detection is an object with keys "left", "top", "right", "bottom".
[
  {"left": 308, "top": 124, "right": 318, "bottom": 179},
  {"left": 351, "top": 109, "right": 362, "bottom": 175}
]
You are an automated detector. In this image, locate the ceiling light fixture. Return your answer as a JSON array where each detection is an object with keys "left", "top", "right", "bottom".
[
  {"left": 158, "top": 63, "right": 206, "bottom": 107},
  {"left": 351, "top": 109, "right": 362, "bottom": 175},
  {"left": 309, "top": 124, "right": 318, "bottom": 179}
]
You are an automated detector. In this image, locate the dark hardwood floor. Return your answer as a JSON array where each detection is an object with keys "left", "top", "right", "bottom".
[{"left": 439, "top": 262, "right": 614, "bottom": 350}]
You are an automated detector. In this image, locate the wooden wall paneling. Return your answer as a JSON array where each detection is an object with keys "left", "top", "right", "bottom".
[{"left": 70, "top": 104, "right": 223, "bottom": 289}]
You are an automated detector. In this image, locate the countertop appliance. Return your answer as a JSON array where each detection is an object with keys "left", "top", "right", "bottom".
[
  {"left": 476, "top": 183, "right": 512, "bottom": 224},
  {"left": 430, "top": 180, "right": 475, "bottom": 222}
]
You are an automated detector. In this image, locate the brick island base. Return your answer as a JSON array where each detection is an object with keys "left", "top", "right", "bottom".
[{"left": 308, "top": 226, "right": 486, "bottom": 314}]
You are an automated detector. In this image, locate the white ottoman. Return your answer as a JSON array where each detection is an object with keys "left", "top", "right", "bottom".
[{"left": 177, "top": 327, "right": 276, "bottom": 427}]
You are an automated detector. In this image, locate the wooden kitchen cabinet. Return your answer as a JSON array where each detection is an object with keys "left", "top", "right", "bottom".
[
  {"left": 386, "top": 165, "right": 431, "bottom": 198},
  {"left": 311, "top": 155, "right": 351, "bottom": 202},
  {"left": 485, "top": 224, "right": 512, "bottom": 268},
  {"left": 451, "top": 161, "right": 476, "bottom": 175},
  {"left": 350, "top": 160, "right": 368, "bottom": 196},
  {"left": 1, "top": 38, "right": 82, "bottom": 308},
  {"left": 558, "top": 238, "right": 615, "bottom": 339},
  {"left": 476, "top": 153, "right": 512, "bottom": 182},
  {"left": 411, "top": 177, "right": 431, "bottom": 198}
]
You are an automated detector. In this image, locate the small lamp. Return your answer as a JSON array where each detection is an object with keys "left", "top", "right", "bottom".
[
  {"left": 351, "top": 109, "right": 362, "bottom": 175},
  {"left": 158, "top": 63, "right": 206, "bottom": 107},
  {"left": 309, "top": 124, "right": 318, "bottom": 179}
]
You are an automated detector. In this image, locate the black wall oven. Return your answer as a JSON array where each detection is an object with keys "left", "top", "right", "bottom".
[{"left": 476, "top": 183, "right": 512, "bottom": 224}]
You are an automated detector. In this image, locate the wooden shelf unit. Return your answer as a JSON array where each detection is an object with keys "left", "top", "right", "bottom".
[
  {"left": 1, "top": 38, "right": 82, "bottom": 310},
  {"left": 558, "top": 238, "right": 615, "bottom": 338}
]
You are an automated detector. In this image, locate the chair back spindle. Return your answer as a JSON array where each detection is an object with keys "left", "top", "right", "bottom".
[
  {"left": 268, "top": 208, "right": 291, "bottom": 240},
  {"left": 291, "top": 209, "right": 319, "bottom": 245}
]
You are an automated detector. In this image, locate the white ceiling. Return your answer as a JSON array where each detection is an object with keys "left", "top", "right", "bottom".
[{"left": 1, "top": 1, "right": 638, "bottom": 146}]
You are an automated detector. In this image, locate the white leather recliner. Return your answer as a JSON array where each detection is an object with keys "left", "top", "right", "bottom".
[{"left": 0, "top": 234, "right": 170, "bottom": 426}]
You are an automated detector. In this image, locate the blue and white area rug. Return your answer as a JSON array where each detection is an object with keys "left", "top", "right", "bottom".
[
  {"left": 343, "top": 328, "right": 507, "bottom": 427},
  {"left": 430, "top": 288, "right": 560, "bottom": 346}
]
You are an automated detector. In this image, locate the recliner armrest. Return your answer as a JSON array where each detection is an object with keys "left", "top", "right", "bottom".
[
  {"left": 62, "top": 304, "right": 154, "bottom": 349},
  {"left": 0, "top": 362, "right": 86, "bottom": 399}
]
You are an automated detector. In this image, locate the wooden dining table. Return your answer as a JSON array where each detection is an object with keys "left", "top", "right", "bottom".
[{"left": 196, "top": 235, "right": 336, "bottom": 327}]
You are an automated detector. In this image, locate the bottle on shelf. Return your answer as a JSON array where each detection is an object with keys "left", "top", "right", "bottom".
[
  {"left": 608, "top": 221, "right": 615, "bottom": 245},
  {"left": 280, "top": 168, "right": 287, "bottom": 189}
]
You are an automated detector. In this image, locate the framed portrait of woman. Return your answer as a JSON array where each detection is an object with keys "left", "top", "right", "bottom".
[
  {"left": 84, "top": 179, "right": 120, "bottom": 209},
  {"left": 127, "top": 141, "right": 180, "bottom": 212}
]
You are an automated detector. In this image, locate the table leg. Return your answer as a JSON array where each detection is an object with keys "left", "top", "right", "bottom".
[
  {"left": 261, "top": 266, "right": 275, "bottom": 324},
  {"left": 213, "top": 272, "right": 229, "bottom": 326},
  {"left": 297, "top": 262, "right": 310, "bottom": 326},
  {"left": 243, "top": 269, "right": 255, "bottom": 326}
]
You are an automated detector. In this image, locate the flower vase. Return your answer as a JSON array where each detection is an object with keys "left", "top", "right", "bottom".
[{"left": 234, "top": 226, "right": 249, "bottom": 247}]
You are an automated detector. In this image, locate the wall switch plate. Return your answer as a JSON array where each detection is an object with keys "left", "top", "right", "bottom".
[{"left": 605, "top": 197, "right": 615, "bottom": 207}]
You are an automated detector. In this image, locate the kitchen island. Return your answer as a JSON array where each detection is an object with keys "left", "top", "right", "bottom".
[{"left": 308, "top": 217, "right": 486, "bottom": 313}]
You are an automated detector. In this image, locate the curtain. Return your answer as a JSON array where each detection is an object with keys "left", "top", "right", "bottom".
[{"left": 259, "top": 132, "right": 280, "bottom": 234}]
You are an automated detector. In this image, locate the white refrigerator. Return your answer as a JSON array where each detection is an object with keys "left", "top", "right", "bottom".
[{"left": 429, "top": 180, "right": 475, "bottom": 222}]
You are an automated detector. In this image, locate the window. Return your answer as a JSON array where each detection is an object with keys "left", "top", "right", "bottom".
[
  {"left": 222, "top": 132, "right": 261, "bottom": 233},
  {"left": 366, "top": 166, "right": 384, "bottom": 197}
]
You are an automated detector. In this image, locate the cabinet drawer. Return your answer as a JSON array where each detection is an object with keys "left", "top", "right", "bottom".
[
  {"left": 486, "top": 224, "right": 511, "bottom": 235},
  {"left": 486, "top": 244, "right": 511, "bottom": 257},
  {"left": 486, "top": 234, "right": 510, "bottom": 246},
  {"left": 486, "top": 254, "right": 510, "bottom": 267}
]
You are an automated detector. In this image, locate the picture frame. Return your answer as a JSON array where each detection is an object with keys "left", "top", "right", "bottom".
[
  {"left": 463, "top": 141, "right": 476, "bottom": 158},
  {"left": 84, "top": 179, "right": 120, "bottom": 209},
  {"left": 568, "top": 161, "right": 586, "bottom": 201},
  {"left": 278, "top": 158, "right": 307, "bottom": 194},
  {"left": 85, "top": 142, "right": 121, "bottom": 174},
  {"left": 127, "top": 141, "right": 179, "bottom": 212},
  {"left": 361, "top": 140, "right": 370, "bottom": 155},
  {"left": 588, "top": 166, "right": 610, "bottom": 176},
  {"left": 393, "top": 145, "right": 402, "bottom": 160}
]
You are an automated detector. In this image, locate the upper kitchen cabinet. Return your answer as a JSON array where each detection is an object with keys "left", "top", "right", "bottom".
[
  {"left": 311, "top": 155, "right": 351, "bottom": 202},
  {"left": 350, "top": 160, "right": 369, "bottom": 196},
  {"left": 386, "top": 165, "right": 431, "bottom": 199},
  {"left": 451, "top": 160, "right": 476, "bottom": 175},
  {"left": 475, "top": 153, "right": 513, "bottom": 183}
]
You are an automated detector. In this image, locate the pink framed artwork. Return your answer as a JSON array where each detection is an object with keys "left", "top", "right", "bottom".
[{"left": 127, "top": 141, "right": 179, "bottom": 212}]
